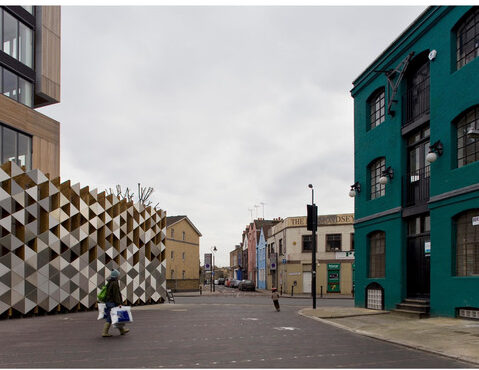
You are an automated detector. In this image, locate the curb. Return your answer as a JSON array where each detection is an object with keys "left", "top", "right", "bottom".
[{"left": 297, "top": 309, "right": 479, "bottom": 366}]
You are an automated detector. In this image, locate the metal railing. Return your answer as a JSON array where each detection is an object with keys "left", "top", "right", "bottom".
[{"left": 404, "top": 166, "right": 430, "bottom": 207}]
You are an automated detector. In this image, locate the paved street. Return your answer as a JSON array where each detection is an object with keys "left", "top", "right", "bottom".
[{"left": 0, "top": 289, "right": 474, "bottom": 368}]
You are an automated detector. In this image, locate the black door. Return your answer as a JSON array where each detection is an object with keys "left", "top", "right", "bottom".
[
  {"left": 407, "top": 235, "right": 430, "bottom": 298},
  {"left": 406, "top": 215, "right": 430, "bottom": 298}
]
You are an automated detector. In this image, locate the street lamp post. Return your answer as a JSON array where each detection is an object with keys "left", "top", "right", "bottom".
[
  {"left": 211, "top": 246, "right": 217, "bottom": 292},
  {"left": 307, "top": 184, "right": 318, "bottom": 309}
]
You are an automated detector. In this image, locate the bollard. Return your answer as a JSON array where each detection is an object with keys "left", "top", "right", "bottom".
[{"left": 291, "top": 285, "right": 294, "bottom": 297}]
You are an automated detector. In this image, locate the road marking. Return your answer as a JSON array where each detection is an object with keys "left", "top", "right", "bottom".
[
  {"left": 242, "top": 317, "right": 258, "bottom": 321},
  {"left": 172, "top": 309, "right": 187, "bottom": 312},
  {"left": 274, "top": 327, "right": 298, "bottom": 331}
]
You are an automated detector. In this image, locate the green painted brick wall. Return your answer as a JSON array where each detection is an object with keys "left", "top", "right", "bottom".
[{"left": 352, "top": 6, "right": 479, "bottom": 317}]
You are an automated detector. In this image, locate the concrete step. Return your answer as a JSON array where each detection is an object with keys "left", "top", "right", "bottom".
[
  {"left": 396, "top": 303, "right": 430, "bottom": 313},
  {"left": 391, "top": 308, "right": 429, "bottom": 319},
  {"left": 404, "top": 298, "right": 430, "bottom": 305}
]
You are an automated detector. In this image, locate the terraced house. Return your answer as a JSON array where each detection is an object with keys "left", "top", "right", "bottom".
[
  {"left": 166, "top": 216, "right": 201, "bottom": 291},
  {"left": 351, "top": 6, "right": 479, "bottom": 318}
]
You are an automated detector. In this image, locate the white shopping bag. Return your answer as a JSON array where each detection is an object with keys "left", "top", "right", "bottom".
[
  {"left": 110, "top": 306, "right": 133, "bottom": 324},
  {"left": 97, "top": 303, "right": 106, "bottom": 320}
]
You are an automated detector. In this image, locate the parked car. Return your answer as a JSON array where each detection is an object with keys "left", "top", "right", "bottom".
[
  {"left": 214, "top": 279, "right": 219, "bottom": 285},
  {"left": 218, "top": 278, "right": 225, "bottom": 285},
  {"left": 225, "top": 279, "right": 231, "bottom": 287},
  {"left": 230, "top": 279, "right": 240, "bottom": 288},
  {"left": 238, "top": 280, "right": 255, "bottom": 291}
]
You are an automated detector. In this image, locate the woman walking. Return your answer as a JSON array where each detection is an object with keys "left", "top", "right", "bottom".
[
  {"left": 272, "top": 287, "right": 280, "bottom": 312},
  {"left": 102, "top": 269, "right": 129, "bottom": 337}
]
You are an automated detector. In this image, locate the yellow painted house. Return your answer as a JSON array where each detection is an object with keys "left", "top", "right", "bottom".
[{"left": 166, "top": 216, "right": 202, "bottom": 291}]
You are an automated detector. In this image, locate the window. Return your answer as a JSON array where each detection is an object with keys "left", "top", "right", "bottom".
[
  {"left": 279, "top": 239, "right": 283, "bottom": 255},
  {"left": 182, "top": 252, "right": 185, "bottom": 261},
  {"left": 182, "top": 231, "right": 186, "bottom": 241},
  {"left": 3, "top": 11, "right": 18, "bottom": 59},
  {"left": 368, "top": 88, "right": 385, "bottom": 129},
  {"left": 170, "top": 251, "right": 174, "bottom": 259},
  {"left": 170, "top": 269, "right": 174, "bottom": 279},
  {"left": 350, "top": 233, "right": 355, "bottom": 251},
  {"left": 1, "top": 125, "right": 31, "bottom": 170},
  {"left": 369, "top": 158, "right": 386, "bottom": 200},
  {"left": 1, "top": 9, "right": 34, "bottom": 68},
  {"left": 182, "top": 270, "right": 185, "bottom": 279},
  {"left": 302, "top": 235, "right": 313, "bottom": 252},
  {"left": 22, "top": 6, "right": 34, "bottom": 14},
  {"left": 369, "top": 231, "right": 385, "bottom": 278},
  {"left": 1, "top": 66, "right": 33, "bottom": 107},
  {"left": 456, "top": 106, "right": 479, "bottom": 168},
  {"left": 455, "top": 209, "right": 479, "bottom": 276},
  {"left": 326, "top": 234, "right": 342, "bottom": 251},
  {"left": 456, "top": 7, "right": 479, "bottom": 70},
  {"left": 171, "top": 228, "right": 174, "bottom": 238}
]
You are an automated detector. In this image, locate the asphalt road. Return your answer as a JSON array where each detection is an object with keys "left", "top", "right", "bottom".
[{"left": 0, "top": 290, "right": 474, "bottom": 368}]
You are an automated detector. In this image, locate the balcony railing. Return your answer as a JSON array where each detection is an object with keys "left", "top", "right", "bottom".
[
  {"left": 404, "top": 166, "right": 430, "bottom": 207},
  {"left": 402, "top": 77, "right": 430, "bottom": 127}
]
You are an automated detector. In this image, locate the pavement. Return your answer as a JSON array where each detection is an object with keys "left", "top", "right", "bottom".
[
  {"left": 298, "top": 307, "right": 479, "bottom": 366},
  {"left": 178, "top": 287, "right": 479, "bottom": 366}
]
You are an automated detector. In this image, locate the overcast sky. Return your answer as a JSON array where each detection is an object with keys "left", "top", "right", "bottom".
[{"left": 38, "top": 5, "right": 425, "bottom": 267}]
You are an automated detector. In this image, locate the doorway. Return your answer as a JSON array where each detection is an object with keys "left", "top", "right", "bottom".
[{"left": 406, "top": 215, "right": 430, "bottom": 298}]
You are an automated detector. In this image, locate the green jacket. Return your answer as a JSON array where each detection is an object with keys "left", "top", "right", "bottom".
[{"left": 105, "top": 278, "right": 122, "bottom": 305}]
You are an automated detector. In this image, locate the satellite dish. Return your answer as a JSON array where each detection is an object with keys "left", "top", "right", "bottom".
[{"left": 428, "top": 50, "right": 437, "bottom": 61}]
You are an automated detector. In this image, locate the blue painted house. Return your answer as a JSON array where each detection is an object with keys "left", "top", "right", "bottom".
[{"left": 256, "top": 227, "right": 267, "bottom": 290}]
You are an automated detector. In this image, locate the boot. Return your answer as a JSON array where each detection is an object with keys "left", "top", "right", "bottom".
[
  {"left": 102, "top": 322, "right": 112, "bottom": 337},
  {"left": 116, "top": 323, "right": 129, "bottom": 335}
]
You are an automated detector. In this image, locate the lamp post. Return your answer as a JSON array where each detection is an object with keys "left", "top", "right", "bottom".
[
  {"left": 211, "top": 246, "right": 217, "bottom": 292},
  {"left": 307, "top": 184, "right": 318, "bottom": 309}
]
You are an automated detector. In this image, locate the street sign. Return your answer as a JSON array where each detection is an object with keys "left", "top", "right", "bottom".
[
  {"left": 204, "top": 253, "right": 212, "bottom": 270},
  {"left": 282, "top": 258, "right": 286, "bottom": 264}
]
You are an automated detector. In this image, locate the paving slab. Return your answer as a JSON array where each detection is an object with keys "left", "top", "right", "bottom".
[{"left": 299, "top": 307, "right": 479, "bottom": 366}]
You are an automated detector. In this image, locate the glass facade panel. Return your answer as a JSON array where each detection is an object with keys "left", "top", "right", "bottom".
[
  {"left": 19, "top": 22, "right": 33, "bottom": 68},
  {"left": 18, "top": 132, "right": 31, "bottom": 170},
  {"left": 2, "top": 126, "right": 17, "bottom": 164},
  {"left": 3, "top": 69, "right": 17, "bottom": 100},
  {"left": 22, "top": 6, "right": 34, "bottom": 14},
  {"left": 18, "top": 77, "right": 32, "bottom": 107},
  {"left": 3, "top": 11, "right": 18, "bottom": 59}
]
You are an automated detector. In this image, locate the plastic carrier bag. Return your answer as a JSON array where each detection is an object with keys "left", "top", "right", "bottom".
[
  {"left": 97, "top": 285, "right": 107, "bottom": 302},
  {"left": 110, "top": 306, "right": 133, "bottom": 324},
  {"left": 97, "top": 303, "right": 106, "bottom": 320}
]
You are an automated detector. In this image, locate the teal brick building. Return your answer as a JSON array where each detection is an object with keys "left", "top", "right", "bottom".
[{"left": 351, "top": 6, "right": 479, "bottom": 318}]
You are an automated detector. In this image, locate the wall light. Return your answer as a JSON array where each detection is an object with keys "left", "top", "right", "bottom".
[
  {"left": 379, "top": 166, "right": 394, "bottom": 185},
  {"left": 349, "top": 182, "right": 361, "bottom": 198},
  {"left": 426, "top": 140, "right": 443, "bottom": 163}
]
